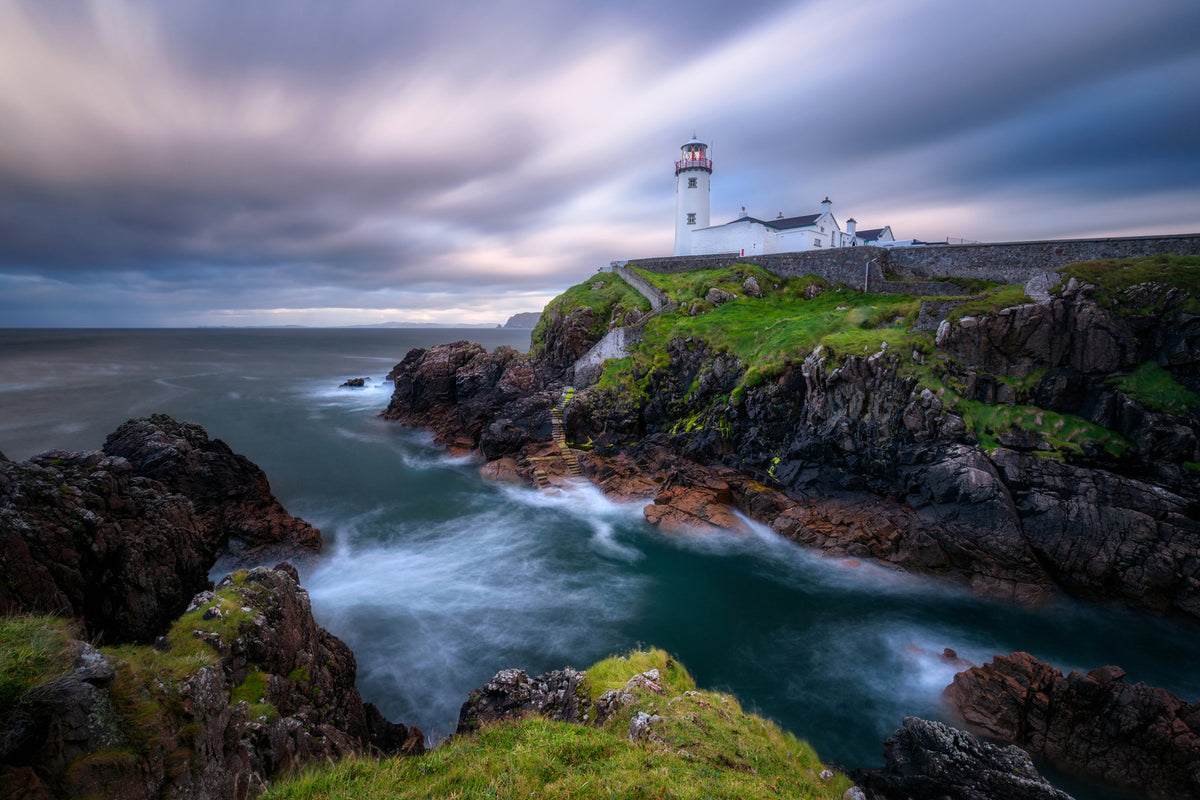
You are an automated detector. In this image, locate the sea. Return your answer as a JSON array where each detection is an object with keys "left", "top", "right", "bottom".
[{"left": 2, "top": 327, "right": 1196, "bottom": 798}]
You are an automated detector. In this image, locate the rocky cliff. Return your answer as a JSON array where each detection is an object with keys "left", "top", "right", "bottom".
[
  {"left": 0, "top": 414, "right": 321, "bottom": 643},
  {"left": 0, "top": 416, "right": 420, "bottom": 799},
  {"left": 382, "top": 256, "right": 1200, "bottom": 618},
  {"left": 946, "top": 652, "right": 1200, "bottom": 799}
]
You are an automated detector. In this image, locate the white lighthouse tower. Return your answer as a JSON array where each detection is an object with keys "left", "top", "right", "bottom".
[{"left": 673, "top": 136, "right": 712, "bottom": 256}]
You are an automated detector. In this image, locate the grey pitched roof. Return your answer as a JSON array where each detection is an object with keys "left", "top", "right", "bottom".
[
  {"left": 854, "top": 228, "right": 887, "bottom": 240},
  {"left": 763, "top": 213, "right": 820, "bottom": 230}
]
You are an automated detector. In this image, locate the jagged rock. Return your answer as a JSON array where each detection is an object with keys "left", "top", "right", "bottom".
[
  {"left": 0, "top": 416, "right": 322, "bottom": 643},
  {"left": 103, "top": 414, "right": 321, "bottom": 556},
  {"left": 705, "top": 287, "right": 736, "bottom": 306},
  {"left": 456, "top": 667, "right": 588, "bottom": 734},
  {"left": 0, "top": 449, "right": 216, "bottom": 643},
  {"left": 742, "top": 276, "right": 762, "bottom": 298},
  {"left": 384, "top": 343, "right": 556, "bottom": 456},
  {"left": 946, "top": 652, "right": 1200, "bottom": 799},
  {"left": 339, "top": 377, "right": 368, "bottom": 388},
  {"left": 627, "top": 711, "right": 664, "bottom": 742},
  {"left": 0, "top": 567, "right": 420, "bottom": 800},
  {"left": 853, "top": 717, "right": 1075, "bottom": 800}
]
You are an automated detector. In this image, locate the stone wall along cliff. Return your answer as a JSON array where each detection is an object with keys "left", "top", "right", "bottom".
[{"left": 623, "top": 232, "right": 1200, "bottom": 290}]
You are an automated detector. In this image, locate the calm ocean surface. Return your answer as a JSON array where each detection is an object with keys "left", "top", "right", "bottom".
[{"left": 1, "top": 328, "right": 1195, "bottom": 796}]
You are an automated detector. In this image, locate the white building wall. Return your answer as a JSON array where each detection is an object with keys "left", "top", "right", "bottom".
[
  {"left": 691, "top": 219, "right": 765, "bottom": 256},
  {"left": 674, "top": 167, "right": 711, "bottom": 256}
]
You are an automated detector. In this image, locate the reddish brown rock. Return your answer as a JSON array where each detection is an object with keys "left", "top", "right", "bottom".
[{"left": 946, "top": 652, "right": 1200, "bottom": 799}]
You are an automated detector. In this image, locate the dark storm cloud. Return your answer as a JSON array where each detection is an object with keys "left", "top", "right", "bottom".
[{"left": 0, "top": 0, "right": 1197, "bottom": 326}]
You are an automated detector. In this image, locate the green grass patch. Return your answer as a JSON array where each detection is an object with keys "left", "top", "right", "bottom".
[
  {"left": 639, "top": 288, "right": 920, "bottom": 386},
  {"left": 1108, "top": 361, "right": 1197, "bottom": 415},
  {"left": 960, "top": 401, "right": 1132, "bottom": 458},
  {"left": 632, "top": 263, "right": 782, "bottom": 305},
  {"left": 1056, "top": 254, "right": 1200, "bottom": 313},
  {"left": 0, "top": 615, "right": 76, "bottom": 710},
  {"left": 945, "top": 285, "right": 1033, "bottom": 325},
  {"left": 232, "top": 670, "right": 278, "bottom": 721},
  {"left": 581, "top": 648, "right": 696, "bottom": 704},
  {"left": 101, "top": 576, "right": 266, "bottom": 752},
  {"left": 264, "top": 648, "right": 849, "bottom": 800},
  {"left": 530, "top": 274, "right": 651, "bottom": 358}
]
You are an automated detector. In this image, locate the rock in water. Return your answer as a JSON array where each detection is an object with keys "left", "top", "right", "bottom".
[
  {"left": 339, "top": 377, "right": 368, "bottom": 388},
  {"left": 853, "top": 716, "right": 1075, "bottom": 800},
  {"left": 946, "top": 652, "right": 1200, "bottom": 799}
]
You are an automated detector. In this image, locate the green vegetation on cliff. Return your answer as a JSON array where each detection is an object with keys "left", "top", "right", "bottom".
[
  {"left": 1109, "top": 361, "right": 1198, "bottom": 415},
  {"left": 265, "top": 648, "right": 849, "bottom": 800},
  {"left": 1056, "top": 254, "right": 1200, "bottom": 314},
  {"left": 588, "top": 264, "right": 925, "bottom": 402},
  {"left": 530, "top": 272, "right": 651, "bottom": 358}
]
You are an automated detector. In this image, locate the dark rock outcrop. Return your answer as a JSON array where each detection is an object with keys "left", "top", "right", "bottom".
[
  {"left": 946, "top": 652, "right": 1200, "bottom": 799},
  {"left": 853, "top": 716, "right": 1075, "bottom": 800},
  {"left": 0, "top": 449, "right": 216, "bottom": 643},
  {"left": 0, "top": 415, "right": 321, "bottom": 643},
  {"left": 103, "top": 414, "right": 321, "bottom": 556},
  {"left": 383, "top": 341, "right": 557, "bottom": 456},
  {"left": 0, "top": 567, "right": 423, "bottom": 800},
  {"left": 456, "top": 667, "right": 588, "bottom": 734},
  {"left": 339, "top": 377, "right": 368, "bottom": 388}
]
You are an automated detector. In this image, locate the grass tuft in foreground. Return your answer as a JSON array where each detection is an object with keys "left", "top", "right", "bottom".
[
  {"left": 0, "top": 615, "right": 76, "bottom": 710},
  {"left": 264, "top": 648, "right": 850, "bottom": 800}
]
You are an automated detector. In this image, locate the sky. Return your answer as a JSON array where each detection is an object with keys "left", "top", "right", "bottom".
[{"left": 1, "top": 0, "right": 1198, "bottom": 327}]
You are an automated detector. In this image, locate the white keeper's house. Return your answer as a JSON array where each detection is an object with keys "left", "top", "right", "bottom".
[{"left": 673, "top": 136, "right": 898, "bottom": 257}]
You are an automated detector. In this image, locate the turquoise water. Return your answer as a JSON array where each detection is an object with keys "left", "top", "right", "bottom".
[{"left": 1, "top": 328, "right": 1196, "bottom": 795}]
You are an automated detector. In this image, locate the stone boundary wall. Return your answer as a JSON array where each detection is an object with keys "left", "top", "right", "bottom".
[
  {"left": 574, "top": 325, "right": 642, "bottom": 388},
  {"left": 610, "top": 264, "right": 667, "bottom": 310},
  {"left": 620, "top": 233, "right": 1200, "bottom": 290}
]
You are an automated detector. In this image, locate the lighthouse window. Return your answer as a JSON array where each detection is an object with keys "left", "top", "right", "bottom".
[
  {"left": 688, "top": 177, "right": 697, "bottom": 188},
  {"left": 687, "top": 213, "right": 696, "bottom": 225}
]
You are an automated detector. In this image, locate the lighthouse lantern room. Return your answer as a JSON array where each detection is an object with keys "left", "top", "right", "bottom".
[{"left": 673, "top": 136, "right": 712, "bottom": 256}]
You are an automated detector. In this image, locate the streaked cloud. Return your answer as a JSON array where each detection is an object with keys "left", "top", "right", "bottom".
[{"left": 0, "top": 0, "right": 1197, "bottom": 326}]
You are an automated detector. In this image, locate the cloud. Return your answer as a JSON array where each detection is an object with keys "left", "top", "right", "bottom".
[{"left": 0, "top": 0, "right": 1197, "bottom": 326}]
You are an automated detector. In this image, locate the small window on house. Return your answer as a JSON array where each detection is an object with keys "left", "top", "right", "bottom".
[
  {"left": 687, "top": 213, "right": 696, "bottom": 225},
  {"left": 813, "top": 237, "right": 822, "bottom": 247},
  {"left": 688, "top": 177, "right": 698, "bottom": 188}
]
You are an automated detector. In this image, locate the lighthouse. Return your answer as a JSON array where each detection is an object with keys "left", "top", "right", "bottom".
[{"left": 673, "top": 136, "right": 711, "bottom": 256}]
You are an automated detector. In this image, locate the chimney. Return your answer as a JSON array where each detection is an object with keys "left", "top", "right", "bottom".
[
  {"left": 821, "top": 197, "right": 832, "bottom": 216},
  {"left": 777, "top": 211, "right": 784, "bottom": 219},
  {"left": 738, "top": 205, "right": 748, "bottom": 219},
  {"left": 846, "top": 218, "right": 857, "bottom": 237}
]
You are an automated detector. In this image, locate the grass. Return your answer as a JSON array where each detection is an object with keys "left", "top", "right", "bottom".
[
  {"left": 945, "top": 285, "right": 1033, "bottom": 325},
  {"left": 1109, "top": 361, "right": 1197, "bottom": 416},
  {"left": 632, "top": 263, "right": 782, "bottom": 304},
  {"left": 0, "top": 615, "right": 76, "bottom": 710},
  {"left": 530, "top": 273, "right": 651, "bottom": 358},
  {"left": 1056, "top": 254, "right": 1200, "bottom": 314},
  {"left": 959, "top": 400, "right": 1132, "bottom": 458},
  {"left": 101, "top": 571, "right": 275, "bottom": 754},
  {"left": 264, "top": 648, "right": 850, "bottom": 800}
]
